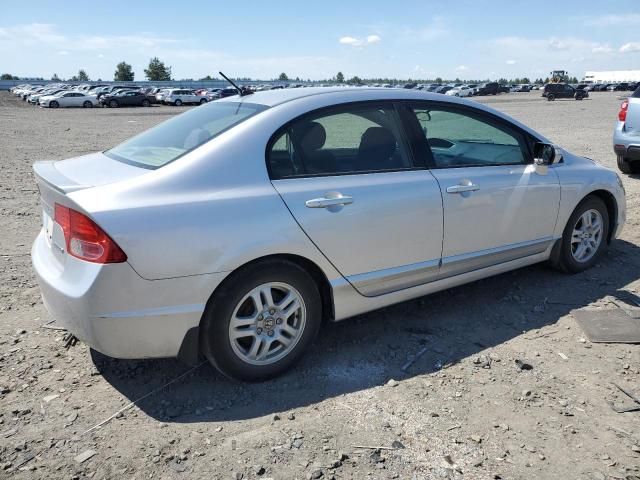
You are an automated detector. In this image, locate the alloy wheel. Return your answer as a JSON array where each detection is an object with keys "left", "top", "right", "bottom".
[
  {"left": 571, "top": 209, "right": 603, "bottom": 263},
  {"left": 228, "top": 282, "right": 306, "bottom": 365}
]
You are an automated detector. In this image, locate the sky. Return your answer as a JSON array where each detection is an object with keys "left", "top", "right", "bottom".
[{"left": 1, "top": 0, "right": 639, "bottom": 81}]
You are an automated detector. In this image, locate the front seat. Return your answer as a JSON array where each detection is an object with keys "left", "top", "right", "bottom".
[
  {"left": 356, "top": 127, "right": 400, "bottom": 171},
  {"left": 291, "top": 121, "right": 336, "bottom": 174}
]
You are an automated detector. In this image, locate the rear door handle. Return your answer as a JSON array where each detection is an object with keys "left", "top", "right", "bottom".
[
  {"left": 446, "top": 183, "right": 480, "bottom": 194},
  {"left": 305, "top": 192, "right": 353, "bottom": 208}
]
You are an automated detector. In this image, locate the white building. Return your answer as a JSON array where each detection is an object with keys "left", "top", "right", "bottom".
[{"left": 583, "top": 70, "right": 640, "bottom": 83}]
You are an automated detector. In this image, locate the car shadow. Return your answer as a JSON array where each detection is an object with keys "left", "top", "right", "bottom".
[{"left": 91, "top": 239, "right": 640, "bottom": 423}]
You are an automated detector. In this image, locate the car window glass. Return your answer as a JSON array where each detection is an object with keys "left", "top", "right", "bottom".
[
  {"left": 106, "top": 102, "right": 267, "bottom": 169},
  {"left": 410, "top": 106, "right": 526, "bottom": 168},
  {"left": 268, "top": 104, "right": 411, "bottom": 178}
]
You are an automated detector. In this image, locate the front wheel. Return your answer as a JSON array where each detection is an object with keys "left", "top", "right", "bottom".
[
  {"left": 174, "top": 99, "right": 182, "bottom": 106},
  {"left": 142, "top": 99, "right": 150, "bottom": 107},
  {"left": 200, "top": 260, "right": 322, "bottom": 381},
  {"left": 109, "top": 100, "right": 118, "bottom": 108},
  {"left": 50, "top": 101, "right": 59, "bottom": 108},
  {"left": 547, "top": 94, "right": 555, "bottom": 101},
  {"left": 83, "top": 101, "right": 93, "bottom": 108},
  {"left": 199, "top": 98, "right": 207, "bottom": 104},
  {"left": 553, "top": 196, "right": 609, "bottom": 273}
]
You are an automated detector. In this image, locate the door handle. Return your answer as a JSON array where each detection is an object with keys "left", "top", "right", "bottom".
[
  {"left": 446, "top": 183, "right": 480, "bottom": 194},
  {"left": 305, "top": 193, "right": 353, "bottom": 208}
]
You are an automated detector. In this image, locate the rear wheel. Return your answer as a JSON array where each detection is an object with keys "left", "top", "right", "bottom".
[
  {"left": 200, "top": 259, "right": 322, "bottom": 381},
  {"left": 175, "top": 99, "right": 182, "bottom": 106},
  {"left": 199, "top": 98, "right": 207, "bottom": 104},
  {"left": 547, "top": 94, "right": 555, "bottom": 101},
  {"left": 109, "top": 100, "right": 118, "bottom": 108},
  {"left": 618, "top": 156, "right": 640, "bottom": 174},
  {"left": 142, "top": 99, "right": 150, "bottom": 107},
  {"left": 83, "top": 101, "right": 93, "bottom": 108},
  {"left": 553, "top": 196, "right": 609, "bottom": 273}
]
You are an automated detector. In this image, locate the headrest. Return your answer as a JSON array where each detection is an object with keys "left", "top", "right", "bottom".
[{"left": 293, "top": 121, "right": 326, "bottom": 152}]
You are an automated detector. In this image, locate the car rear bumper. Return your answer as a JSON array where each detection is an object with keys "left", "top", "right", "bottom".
[
  {"left": 613, "top": 123, "right": 640, "bottom": 160},
  {"left": 32, "top": 229, "right": 228, "bottom": 359}
]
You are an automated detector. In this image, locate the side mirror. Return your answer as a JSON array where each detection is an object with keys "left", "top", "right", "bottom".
[{"left": 533, "top": 142, "right": 558, "bottom": 165}]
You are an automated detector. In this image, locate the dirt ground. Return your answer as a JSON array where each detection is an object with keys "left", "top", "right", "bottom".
[{"left": 1, "top": 90, "right": 639, "bottom": 480}]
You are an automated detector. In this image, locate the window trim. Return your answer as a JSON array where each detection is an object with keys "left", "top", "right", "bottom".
[
  {"left": 402, "top": 100, "right": 534, "bottom": 170},
  {"left": 265, "top": 100, "right": 424, "bottom": 180}
]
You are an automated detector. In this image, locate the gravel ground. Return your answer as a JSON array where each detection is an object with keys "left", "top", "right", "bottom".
[{"left": 1, "top": 90, "right": 639, "bottom": 480}]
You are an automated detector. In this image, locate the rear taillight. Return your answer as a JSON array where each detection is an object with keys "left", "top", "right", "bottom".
[
  {"left": 54, "top": 204, "right": 127, "bottom": 263},
  {"left": 619, "top": 99, "right": 629, "bottom": 122}
]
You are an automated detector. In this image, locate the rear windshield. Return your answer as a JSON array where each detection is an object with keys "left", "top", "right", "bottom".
[
  {"left": 633, "top": 86, "right": 640, "bottom": 98},
  {"left": 105, "top": 101, "right": 267, "bottom": 169}
]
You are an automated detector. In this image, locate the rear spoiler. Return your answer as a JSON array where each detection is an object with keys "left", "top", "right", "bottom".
[{"left": 33, "top": 161, "right": 88, "bottom": 194}]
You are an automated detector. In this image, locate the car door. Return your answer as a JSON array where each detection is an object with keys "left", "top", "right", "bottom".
[
  {"left": 406, "top": 102, "right": 560, "bottom": 278},
  {"left": 269, "top": 102, "right": 444, "bottom": 296}
]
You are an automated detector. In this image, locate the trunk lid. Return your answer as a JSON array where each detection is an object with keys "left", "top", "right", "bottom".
[{"left": 33, "top": 152, "right": 148, "bottom": 267}]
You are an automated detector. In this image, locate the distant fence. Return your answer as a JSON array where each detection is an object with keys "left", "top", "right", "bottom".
[{"left": 0, "top": 79, "right": 308, "bottom": 91}]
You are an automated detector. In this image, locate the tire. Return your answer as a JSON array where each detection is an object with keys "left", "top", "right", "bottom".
[
  {"left": 83, "top": 101, "right": 93, "bottom": 108},
  {"left": 142, "top": 99, "right": 150, "bottom": 107},
  {"left": 547, "top": 94, "right": 555, "bottom": 101},
  {"left": 553, "top": 196, "right": 609, "bottom": 273},
  {"left": 175, "top": 99, "right": 182, "bottom": 106},
  {"left": 50, "top": 101, "right": 59, "bottom": 109},
  {"left": 575, "top": 94, "right": 584, "bottom": 101},
  {"left": 200, "top": 259, "right": 322, "bottom": 382},
  {"left": 109, "top": 100, "right": 118, "bottom": 108},
  {"left": 618, "top": 156, "right": 640, "bottom": 174},
  {"left": 199, "top": 98, "right": 207, "bottom": 104}
]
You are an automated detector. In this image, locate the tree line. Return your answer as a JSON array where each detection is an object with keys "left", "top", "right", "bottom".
[{"left": 2, "top": 66, "right": 581, "bottom": 85}]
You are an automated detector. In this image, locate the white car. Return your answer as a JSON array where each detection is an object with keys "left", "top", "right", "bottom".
[
  {"left": 445, "top": 86, "right": 474, "bottom": 97},
  {"left": 39, "top": 92, "right": 98, "bottom": 108},
  {"left": 164, "top": 89, "right": 208, "bottom": 106}
]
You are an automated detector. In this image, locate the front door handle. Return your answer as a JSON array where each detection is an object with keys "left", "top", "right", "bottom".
[
  {"left": 305, "top": 192, "right": 353, "bottom": 209},
  {"left": 446, "top": 183, "right": 480, "bottom": 194}
]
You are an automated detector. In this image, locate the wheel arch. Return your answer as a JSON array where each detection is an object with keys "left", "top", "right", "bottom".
[
  {"left": 587, "top": 189, "right": 618, "bottom": 244},
  {"left": 178, "top": 253, "right": 335, "bottom": 366}
]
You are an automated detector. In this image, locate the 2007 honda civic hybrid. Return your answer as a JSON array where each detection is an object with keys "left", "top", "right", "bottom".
[{"left": 32, "top": 87, "right": 626, "bottom": 381}]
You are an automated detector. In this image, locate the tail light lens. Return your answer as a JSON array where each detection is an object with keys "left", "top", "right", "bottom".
[
  {"left": 619, "top": 99, "right": 629, "bottom": 122},
  {"left": 54, "top": 204, "right": 127, "bottom": 263}
]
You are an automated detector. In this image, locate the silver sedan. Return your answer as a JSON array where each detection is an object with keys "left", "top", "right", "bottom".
[{"left": 32, "top": 88, "right": 626, "bottom": 381}]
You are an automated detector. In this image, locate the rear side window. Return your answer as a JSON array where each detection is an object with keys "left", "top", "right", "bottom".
[
  {"left": 268, "top": 104, "right": 412, "bottom": 179},
  {"left": 633, "top": 87, "right": 640, "bottom": 98},
  {"left": 106, "top": 102, "right": 267, "bottom": 169}
]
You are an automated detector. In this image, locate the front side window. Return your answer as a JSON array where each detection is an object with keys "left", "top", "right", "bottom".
[
  {"left": 106, "top": 101, "right": 267, "bottom": 169},
  {"left": 268, "top": 104, "right": 411, "bottom": 179},
  {"left": 410, "top": 105, "right": 527, "bottom": 168}
]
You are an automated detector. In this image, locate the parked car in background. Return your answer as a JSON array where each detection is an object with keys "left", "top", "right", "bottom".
[
  {"left": 475, "top": 82, "right": 500, "bottom": 95},
  {"left": 29, "top": 89, "right": 65, "bottom": 104},
  {"left": 100, "top": 91, "right": 154, "bottom": 108},
  {"left": 31, "top": 87, "right": 625, "bottom": 381},
  {"left": 614, "top": 85, "right": 640, "bottom": 174},
  {"left": 445, "top": 86, "right": 473, "bottom": 97},
  {"left": 163, "top": 89, "right": 208, "bottom": 106},
  {"left": 39, "top": 91, "right": 98, "bottom": 108},
  {"left": 542, "top": 83, "right": 587, "bottom": 101}
]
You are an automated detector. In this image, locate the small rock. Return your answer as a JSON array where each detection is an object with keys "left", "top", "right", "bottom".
[
  {"left": 253, "top": 465, "right": 265, "bottom": 475},
  {"left": 470, "top": 435, "right": 482, "bottom": 444},
  {"left": 391, "top": 440, "right": 405, "bottom": 449},
  {"left": 338, "top": 451, "right": 349, "bottom": 461},
  {"left": 292, "top": 439, "right": 303, "bottom": 449},
  {"left": 66, "top": 412, "right": 78, "bottom": 423},
  {"left": 233, "top": 472, "right": 244, "bottom": 480},
  {"left": 631, "top": 445, "right": 640, "bottom": 453},
  {"left": 43, "top": 394, "right": 59, "bottom": 403},
  {"left": 515, "top": 359, "right": 533, "bottom": 371},
  {"left": 386, "top": 379, "right": 399, "bottom": 387},
  {"left": 310, "top": 469, "right": 323, "bottom": 479},
  {"left": 74, "top": 449, "right": 97, "bottom": 464},
  {"left": 272, "top": 414, "right": 281, "bottom": 421},
  {"left": 287, "top": 413, "right": 296, "bottom": 421}
]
